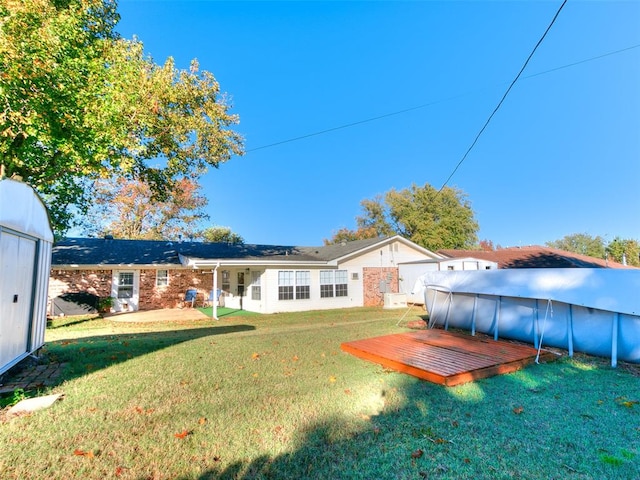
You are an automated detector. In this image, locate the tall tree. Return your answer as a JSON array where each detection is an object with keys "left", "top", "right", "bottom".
[
  {"left": 546, "top": 233, "right": 606, "bottom": 259},
  {"left": 85, "top": 177, "right": 208, "bottom": 240},
  {"left": 0, "top": 0, "right": 243, "bottom": 235},
  {"left": 326, "top": 183, "right": 479, "bottom": 251},
  {"left": 201, "top": 226, "right": 244, "bottom": 244}
]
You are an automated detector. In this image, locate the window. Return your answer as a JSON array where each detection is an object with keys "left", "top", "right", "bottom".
[
  {"left": 335, "top": 270, "right": 348, "bottom": 297},
  {"left": 251, "top": 271, "right": 261, "bottom": 301},
  {"left": 156, "top": 269, "right": 168, "bottom": 287},
  {"left": 296, "top": 271, "right": 310, "bottom": 299},
  {"left": 278, "top": 270, "right": 294, "bottom": 300},
  {"left": 222, "top": 270, "right": 230, "bottom": 292},
  {"left": 278, "top": 270, "right": 310, "bottom": 301},
  {"left": 447, "top": 266, "right": 455, "bottom": 271},
  {"left": 117, "top": 272, "right": 134, "bottom": 299},
  {"left": 320, "top": 270, "right": 334, "bottom": 298},
  {"left": 320, "top": 270, "right": 348, "bottom": 298}
]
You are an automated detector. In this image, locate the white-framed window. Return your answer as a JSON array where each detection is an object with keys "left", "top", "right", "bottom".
[
  {"left": 117, "top": 272, "right": 134, "bottom": 299},
  {"left": 156, "top": 269, "right": 169, "bottom": 287},
  {"left": 296, "top": 271, "right": 310, "bottom": 299},
  {"left": 222, "top": 270, "right": 230, "bottom": 292},
  {"left": 250, "top": 271, "right": 261, "bottom": 301},
  {"left": 320, "top": 270, "right": 348, "bottom": 298},
  {"left": 278, "top": 270, "right": 310, "bottom": 300},
  {"left": 278, "top": 270, "right": 294, "bottom": 300}
]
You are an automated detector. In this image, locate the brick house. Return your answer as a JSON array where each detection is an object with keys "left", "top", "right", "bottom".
[{"left": 49, "top": 235, "right": 440, "bottom": 314}]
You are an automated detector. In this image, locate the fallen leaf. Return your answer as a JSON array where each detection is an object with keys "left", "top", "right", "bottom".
[
  {"left": 329, "top": 376, "right": 337, "bottom": 383},
  {"left": 344, "top": 389, "right": 351, "bottom": 395},
  {"left": 174, "top": 430, "right": 191, "bottom": 439},
  {"left": 252, "top": 373, "right": 258, "bottom": 377},
  {"left": 464, "top": 458, "right": 471, "bottom": 464},
  {"left": 115, "top": 466, "right": 128, "bottom": 477},
  {"left": 292, "top": 355, "right": 299, "bottom": 361},
  {"left": 411, "top": 449, "right": 424, "bottom": 459},
  {"left": 513, "top": 406, "right": 524, "bottom": 415},
  {"left": 251, "top": 352, "right": 260, "bottom": 360},
  {"left": 73, "top": 449, "right": 94, "bottom": 458},
  {"left": 199, "top": 417, "right": 207, "bottom": 425}
]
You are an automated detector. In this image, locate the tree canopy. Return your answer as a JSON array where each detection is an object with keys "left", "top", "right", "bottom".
[
  {"left": 326, "top": 183, "right": 479, "bottom": 251},
  {"left": 546, "top": 232, "right": 640, "bottom": 266},
  {"left": 546, "top": 233, "right": 606, "bottom": 259},
  {"left": 84, "top": 176, "right": 209, "bottom": 240},
  {"left": 0, "top": 0, "right": 243, "bottom": 235},
  {"left": 200, "top": 226, "right": 245, "bottom": 244}
]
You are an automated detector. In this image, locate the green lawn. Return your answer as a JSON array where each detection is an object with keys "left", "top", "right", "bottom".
[{"left": 1, "top": 307, "right": 639, "bottom": 479}]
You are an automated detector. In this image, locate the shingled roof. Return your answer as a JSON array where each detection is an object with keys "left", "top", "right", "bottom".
[
  {"left": 438, "top": 246, "right": 633, "bottom": 269},
  {"left": 51, "top": 236, "right": 395, "bottom": 267}
]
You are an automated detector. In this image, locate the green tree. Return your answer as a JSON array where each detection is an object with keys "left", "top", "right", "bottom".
[
  {"left": 85, "top": 177, "right": 208, "bottom": 240},
  {"left": 323, "top": 226, "right": 378, "bottom": 245},
  {"left": 0, "top": 0, "right": 243, "bottom": 235},
  {"left": 606, "top": 237, "right": 640, "bottom": 267},
  {"left": 546, "top": 233, "right": 606, "bottom": 259},
  {"left": 327, "top": 183, "right": 479, "bottom": 251},
  {"left": 201, "top": 226, "right": 244, "bottom": 244}
]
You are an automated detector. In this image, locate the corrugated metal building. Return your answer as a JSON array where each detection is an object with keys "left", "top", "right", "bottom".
[{"left": 0, "top": 178, "right": 53, "bottom": 375}]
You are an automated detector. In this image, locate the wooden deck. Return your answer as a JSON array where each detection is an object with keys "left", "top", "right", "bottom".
[{"left": 341, "top": 329, "right": 557, "bottom": 386}]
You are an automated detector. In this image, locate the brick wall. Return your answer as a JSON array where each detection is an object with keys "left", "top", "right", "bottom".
[
  {"left": 363, "top": 267, "right": 399, "bottom": 306},
  {"left": 139, "top": 269, "right": 214, "bottom": 310},
  {"left": 49, "top": 268, "right": 216, "bottom": 311},
  {"left": 49, "top": 270, "right": 112, "bottom": 299}
]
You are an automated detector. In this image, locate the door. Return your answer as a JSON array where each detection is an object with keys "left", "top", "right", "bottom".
[
  {"left": 111, "top": 270, "right": 140, "bottom": 312},
  {"left": 0, "top": 231, "right": 36, "bottom": 371},
  {"left": 237, "top": 272, "right": 245, "bottom": 296}
]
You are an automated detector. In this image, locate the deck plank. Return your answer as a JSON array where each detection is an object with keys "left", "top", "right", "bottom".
[{"left": 341, "top": 329, "right": 557, "bottom": 386}]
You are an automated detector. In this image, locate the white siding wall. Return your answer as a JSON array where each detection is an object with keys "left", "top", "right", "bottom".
[
  {"left": 257, "top": 268, "right": 359, "bottom": 314},
  {"left": 250, "top": 240, "right": 437, "bottom": 314}
]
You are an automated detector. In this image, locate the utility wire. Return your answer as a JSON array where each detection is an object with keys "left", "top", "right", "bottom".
[
  {"left": 438, "top": 0, "right": 568, "bottom": 191},
  {"left": 246, "top": 40, "right": 638, "bottom": 154}
]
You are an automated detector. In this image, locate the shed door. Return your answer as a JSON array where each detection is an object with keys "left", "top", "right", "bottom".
[{"left": 0, "top": 231, "right": 36, "bottom": 371}]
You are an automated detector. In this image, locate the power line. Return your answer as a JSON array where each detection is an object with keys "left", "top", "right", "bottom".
[
  {"left": 246, "top": 7, "right": 638, "bottom": 157},
  {"left": 437, "top": 0, "right": 568, "bottom": 191}
]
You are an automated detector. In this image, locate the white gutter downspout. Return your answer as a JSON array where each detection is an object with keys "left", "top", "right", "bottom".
[{"left": 213, "top": 262, "right": 220, "bottom": 320}]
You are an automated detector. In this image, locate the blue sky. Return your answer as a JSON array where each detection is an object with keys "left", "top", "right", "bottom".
[{"left": 116, "top": 0, "right": 640, "bottom": 248}]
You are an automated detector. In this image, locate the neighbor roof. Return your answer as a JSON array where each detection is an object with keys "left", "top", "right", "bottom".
[
  {"left": 51, "top": 236, "right": 405, "bottom": 267},
  {"left": 438, "top": 246, "right": 633, "bottom": 269}
]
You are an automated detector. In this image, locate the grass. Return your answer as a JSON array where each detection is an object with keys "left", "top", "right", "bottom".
[
  {"left": 1, "top": 307, "right": 639, "bottom": 479},
  {"left": 198, "top": 306, "right": 261, "bottom": 318}
]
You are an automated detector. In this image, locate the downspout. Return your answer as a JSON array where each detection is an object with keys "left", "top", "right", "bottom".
[{"left": 213, "top": 262, "right": 220, "bottom": 320}]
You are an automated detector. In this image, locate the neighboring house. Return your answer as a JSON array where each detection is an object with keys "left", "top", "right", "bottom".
[
  {"left": 438, "top": 246, "right": 634, "bottom": 269},
  {"left": 49, "top": 235, "right": 440, "bottom": 314}
]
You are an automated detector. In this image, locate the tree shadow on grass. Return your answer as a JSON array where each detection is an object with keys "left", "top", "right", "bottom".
[
  {"left": 41, "top": 324, "right": 255, "bottom": 388},
  {"left": 186, "top": 356, "right": 640, "bottom": 480}
]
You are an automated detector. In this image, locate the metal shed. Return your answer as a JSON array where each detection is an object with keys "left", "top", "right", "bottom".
[{"left": 0, "top": 178, "right": 53, "bottom": 375}]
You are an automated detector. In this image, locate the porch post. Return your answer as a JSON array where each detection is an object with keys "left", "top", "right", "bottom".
[{"left": 213, "top": 262, "right": 220, "bottom": 321}]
